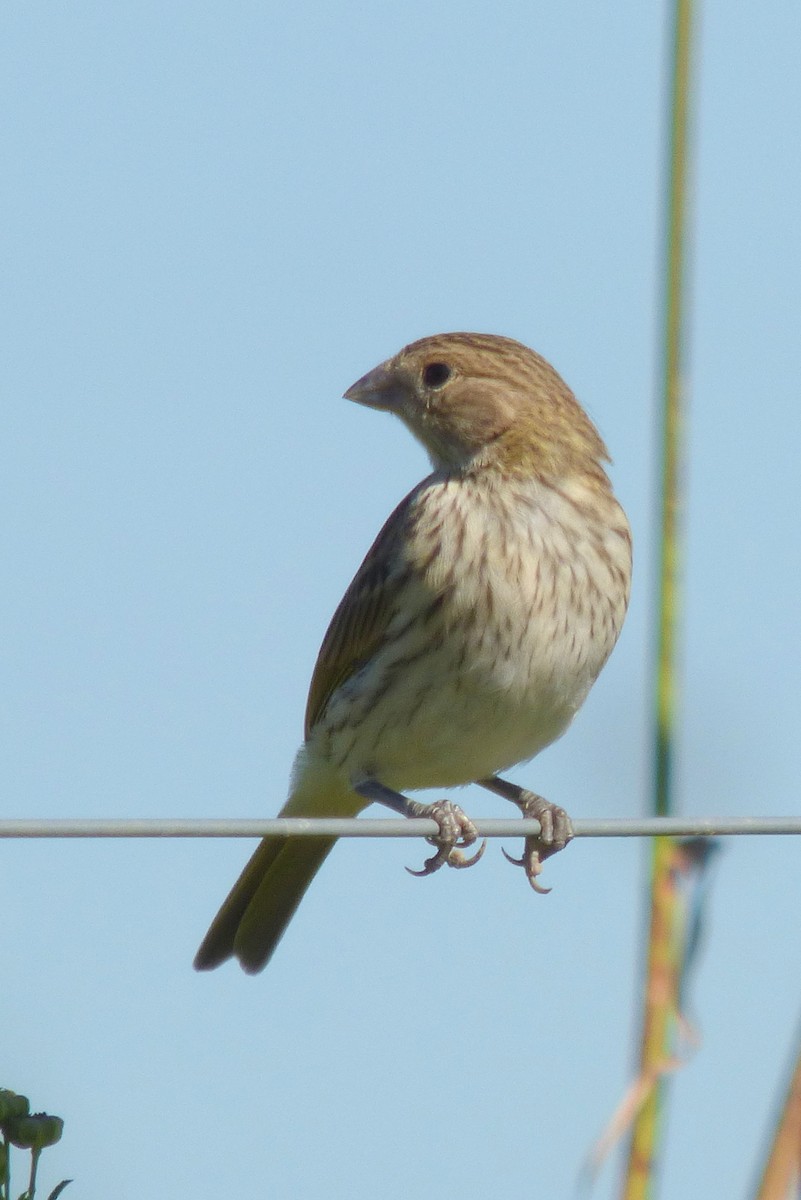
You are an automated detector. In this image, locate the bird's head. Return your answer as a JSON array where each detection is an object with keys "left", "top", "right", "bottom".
[{"left": 344, "top": 332, "right": 610, "bottom": 480}]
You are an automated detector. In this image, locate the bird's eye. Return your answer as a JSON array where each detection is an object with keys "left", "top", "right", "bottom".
[{"left": 422, "top": 362, "right": 452, "bottom": 389}]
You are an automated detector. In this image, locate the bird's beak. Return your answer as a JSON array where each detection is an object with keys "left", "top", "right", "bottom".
[{"left": 343, "top": 361, "right": 406, "bottom": 412}]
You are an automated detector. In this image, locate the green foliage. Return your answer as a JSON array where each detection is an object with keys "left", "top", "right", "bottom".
[{"left": 0, "top": 1090, "right": 70, "bottom": 1200}]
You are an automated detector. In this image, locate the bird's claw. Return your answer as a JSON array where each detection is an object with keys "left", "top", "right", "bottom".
[
  {"left": 406, "top": 800, "right": 487, "bottom": 877},
  {"left": 504, "top": 791, "right": 573, "bottom": 894}
]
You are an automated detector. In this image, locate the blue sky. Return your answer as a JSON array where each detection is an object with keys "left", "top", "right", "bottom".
[{"left": 3, "top": 2, "right": 801, "bottom": 1196}]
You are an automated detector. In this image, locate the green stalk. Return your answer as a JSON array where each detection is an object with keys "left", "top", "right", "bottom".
[
  {"left": 653, "top": 0, "right": 693, "bottom": 824},
  {"left": 28, "top": 1145, "right": 41, "bottom": 1200},
  {"left": 621, "top": 1, "right": 696, "bottom": 1197},
  {"left": 752, "top": 1017, "right": 801, "bottom": 1198}
]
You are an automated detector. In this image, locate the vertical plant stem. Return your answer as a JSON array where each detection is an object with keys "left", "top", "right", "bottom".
[
  {"left": 654, "top": 0, "right": 693, "bottom": 824},
  {"left": 2, "top": 1134, "right": 9, "bottom": 1200},
  {"left": 621, "top": 0, "right": 696, "bottom": 1197},
  {"left": 28, "top": 1146, "right": 40, "bottom": 1200},
  {"left": 752, "top": 1018, "right": 801, "bottom": 1199}
]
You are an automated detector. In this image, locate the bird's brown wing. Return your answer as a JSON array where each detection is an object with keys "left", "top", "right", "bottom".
[{"left": 304, "top": 490, "right": 417, "bottom": 737}]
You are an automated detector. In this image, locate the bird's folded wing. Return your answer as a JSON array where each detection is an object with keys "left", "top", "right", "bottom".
[{"left": 304, "top": 493, "right": 415, "bottom": 736}]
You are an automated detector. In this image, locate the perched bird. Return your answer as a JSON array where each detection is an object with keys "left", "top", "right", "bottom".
[{"left": 195, "top": 332, "right": 632, "bottom": 974}]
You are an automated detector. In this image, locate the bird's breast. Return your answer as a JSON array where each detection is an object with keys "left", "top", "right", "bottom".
[{"left": 315, "top": 474, "right": 631, "bottom": 791}]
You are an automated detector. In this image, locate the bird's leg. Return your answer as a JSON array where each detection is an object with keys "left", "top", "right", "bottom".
[
  {"left": 479, "top": 776, "right": 573, "bottom": 894},
  {"left": 353, "top": 778, "right": 486, "bottom": 876}
]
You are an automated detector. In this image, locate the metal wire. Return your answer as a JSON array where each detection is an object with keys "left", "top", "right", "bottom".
[{"left": 0, "top": 816, "right": 799, "bottom": 839}]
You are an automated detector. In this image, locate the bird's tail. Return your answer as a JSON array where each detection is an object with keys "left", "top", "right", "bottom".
[{"left": 194, "top": 769, "right": 357, "bottom": 975}]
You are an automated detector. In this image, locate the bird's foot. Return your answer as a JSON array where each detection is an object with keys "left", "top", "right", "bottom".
[
  {"left": 404, "top": 799, "right": 487, "bottom": 877},
  {"left": 502, "top": 791, "right": 573, "bottom": 894}
]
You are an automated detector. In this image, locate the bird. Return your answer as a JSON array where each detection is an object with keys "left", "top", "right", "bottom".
[{"left": 194, "top": 332, "right": 632, "bottom": 974}]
